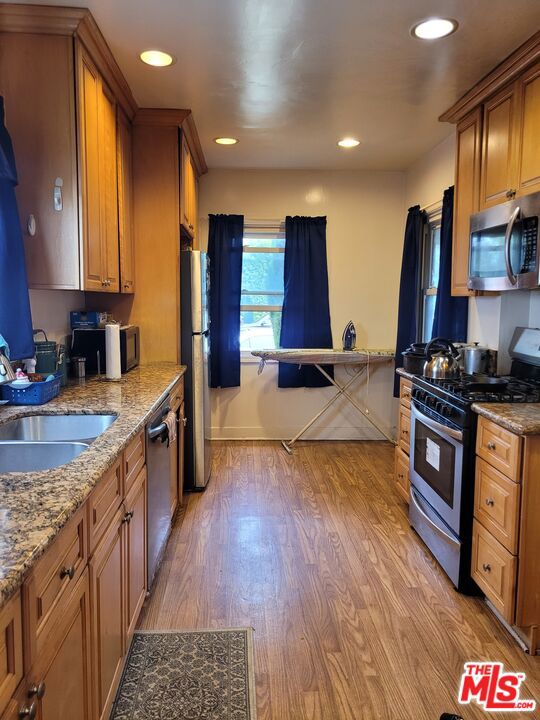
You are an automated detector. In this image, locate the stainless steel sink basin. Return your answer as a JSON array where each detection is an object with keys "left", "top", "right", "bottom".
[
  {"left": 0, "top": 414, "right": 117, "bottom": 443},
  {"left": 0, "top": 441, "right": 90, "bottom": 473}
]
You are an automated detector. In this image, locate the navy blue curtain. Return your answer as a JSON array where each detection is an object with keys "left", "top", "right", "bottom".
[
  {"left": 0, "top": 97, "right": 33, "bottom": 360},
  {"left": 278, "top": 216, "right": 333, "bottom": 388},
  {"left": 393, "top": 205, "right": 426, "bottom": 396},
  {"left": 208, "top": 214, "right": 244, "bottom": 388},
  {"left": 432, "top": 186, "right": 468, "bottom": 342}
]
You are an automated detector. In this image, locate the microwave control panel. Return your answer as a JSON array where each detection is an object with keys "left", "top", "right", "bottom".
[{"left": 521, "top": 216, "right": 538, "bottom": 273}]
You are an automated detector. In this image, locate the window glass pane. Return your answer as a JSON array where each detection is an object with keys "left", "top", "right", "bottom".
[
  {"left": 240, "top": 293, "right": 284, "bottom": 306},
  {"left": 423, "top": 293, "right": 436, "bottom": 342},
  {"left": 241, "top": 251, "right": 285, "bottom": 293},
  {"left": 240, "top": 311, "right": 282, "bottom": 350},
  {"left": 429, "top": 226, "right": 441, "bottom": 288},
  {"left": 243, "top": 236, "right": 285, "bottom": 249}
]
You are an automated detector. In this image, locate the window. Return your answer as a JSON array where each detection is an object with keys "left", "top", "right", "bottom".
[
  {"left": 419, "top": 208, "right": 441, "bottom": 342},
  {"left": 240, "top": 223, "right": 285, "bottom": 351}
]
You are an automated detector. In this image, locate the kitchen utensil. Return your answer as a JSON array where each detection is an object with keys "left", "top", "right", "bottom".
[
  {"left": 423, "top": 337, "right": 461, "bottom": 379},
  {"left": 464, "top": 376, "right": 508, "bottom": 392},
  {"left": 462, "top": 342, "right": 491, "bottom": 375},
  {"left": 342, "top": 321, "right": 356, "bottom": 351},
  {"left": 402, "top": 339, "right": 447, "bottom": 375},
  {"left": 72, "top": 356, "right": 86, "bottom": 378}
]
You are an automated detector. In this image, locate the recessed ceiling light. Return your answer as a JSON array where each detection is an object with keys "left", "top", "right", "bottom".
[
  {"left": 214, "top": 137, "right": 239, "bottom": 145},
  {"left": 139, "top": 50, "right": 175, "bottom": 67},
  {"left": 411, "top": 18, "right": 458, "bottom": 40},
  {"left": 337, "top": 137, "right": 360, "bottom": 149}
]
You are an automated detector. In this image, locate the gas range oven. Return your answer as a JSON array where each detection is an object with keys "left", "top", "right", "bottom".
[{"left": 408, "top": 327, "right": 540, "bottom": 593}]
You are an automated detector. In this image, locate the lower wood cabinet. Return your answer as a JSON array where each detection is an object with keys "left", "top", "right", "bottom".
[
  {"left": 0, "top": 592, "right": 23, "bottom": 718},
  {"left": 90, "top": 506, "right": 125, "bottom": 720},
  {"left": 394, "top": 377, "right": 412, "bottom": 504},
  {"left": 125, "top": 467, "right": 147, "bottom": 644}
]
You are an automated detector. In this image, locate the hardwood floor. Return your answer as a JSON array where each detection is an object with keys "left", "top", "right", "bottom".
[{"left": 139, "top": 441, "right": 540, "bottom": 719}]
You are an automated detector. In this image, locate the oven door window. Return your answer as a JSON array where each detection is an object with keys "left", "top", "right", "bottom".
[{"left": 413, "top": 421, "right": 456, "bottom": 507}]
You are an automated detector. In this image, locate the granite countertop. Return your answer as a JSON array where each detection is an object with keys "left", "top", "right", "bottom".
[
  {"left": 472, "top": 403, "right": 540, "bottom": 436},
  {"left": 0, "top": 362, "right": 185, "bottom": 610}
]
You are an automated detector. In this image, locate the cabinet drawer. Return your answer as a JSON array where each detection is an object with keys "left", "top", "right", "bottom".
[
  {"left": 0, "top": 592, "right": 23, "bottom": 718},
  {"left": 474, "top": 458, "right": 521, "bottom": 553},
  {"left": 398, "top": 406, "right": 411, "bottom": 454},
  {"left": 88, "top": 457, "right": 123, "bottom": 553},
  {"left": 124, "top": 430, "right": 145, "bottom": 497},
  {"left": 170, "top": 377, "right": 184, "bottom": 411},
  {"left": 25, "top": 505, "right": 87, "bottom": 663},
  {"left": 394, "top": 446, "right": 410, "bottom": 504},
  {"left": 399, "top": 378, "right": 412, "bottom": 410},
  {"left": 472, "top": 520, "right": 517, "bottom": 622},
  {"left": 476, "top": 416, "right": 522, "bottom": 480}
]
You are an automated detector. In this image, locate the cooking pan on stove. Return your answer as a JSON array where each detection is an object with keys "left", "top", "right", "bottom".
[{"left": 464, "top": 376, "right": 508, "bottom": 392}]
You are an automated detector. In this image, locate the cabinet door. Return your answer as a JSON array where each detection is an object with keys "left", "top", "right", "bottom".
[
  {"left": 178, "top": 401, "right": 186, "bottom": 506},
  {"left": 117, "top": 108, "right": 135, "bottom": 293},
  {"left": 99, "top": 79, "right": 120, "bottom": 293},
  {"left": 77, "top": 43, "right": 105, "bottom": 292},
  {"left": 452, "top": 108, "right": 482, "bottom": 296},
  {"left": 124, "top": 467, "right": 147, "bottom": 644},
  {"left": 0, "top": 33, "right": 79, "bottom": 290},
  {"left": 33, "top": 570, "right": 92, "bottom": 720},
  {"left": 516, "top": 61, "right": 540, "bottom": 197},
  {"left": 480, "top": 83, "right": 519, "bottom": 208},
  {"left": 181, "top": 137, "right": 195, "bottom": 238},
  {"left": 89, "top": 509, "right": 124, "bottom": 720}
]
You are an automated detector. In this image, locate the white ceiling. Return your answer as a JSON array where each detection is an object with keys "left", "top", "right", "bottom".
[{"left": 9, "top": 0, "right": 540, "bottom": 169}]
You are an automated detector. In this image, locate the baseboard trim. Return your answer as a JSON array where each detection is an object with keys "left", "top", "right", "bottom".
[{"left": 209, "top": 425, "right": 397, "bottom": 442}]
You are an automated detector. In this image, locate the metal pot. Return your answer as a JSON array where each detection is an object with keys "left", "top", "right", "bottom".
[
  {"left": 462, "top": 342, "right": 490, "bottom": 375},
  {"left": 423, "top": 337, "right": 461, "bottom": 379}
]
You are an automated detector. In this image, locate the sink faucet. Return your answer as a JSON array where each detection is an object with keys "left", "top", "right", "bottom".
[{"left": 0, "top": 353, "right": 15, "bottom": 384}]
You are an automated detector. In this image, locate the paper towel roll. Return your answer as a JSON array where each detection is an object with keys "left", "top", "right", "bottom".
[{"left": 105, "top": 323, "right": 121, "bottom": 380}]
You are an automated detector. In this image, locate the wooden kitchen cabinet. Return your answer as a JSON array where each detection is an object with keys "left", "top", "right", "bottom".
[
  {"left": 0, "top": 592, "right": 23, "bottom": 718},
  {"left": 124, "top": 467, "right": 147, "bottom": 644},
  {"left": 515, "top": 60, "right": 540, "bottom": 197},
  {"left": 0, "top": 33, "right": 79, "bottom": 290},
  {"left": 77, "top": 41, "right": 120, "bottom": 293},
  {"left": 452, "top": 109, "right": 482, "bottom": 296},
  {"left": 480, "top": 82, "right": 519, "bottom": 209},
  {"left": 169, "top": 415, "right": 179, "bottom": 519},
  {"left": 117, "top": 107, "right": 135, "bottom": 293},
  {"left": 180, "top": 135, "right": 198, "bottom": 241},
  {"left": 89, "top": 507, "right": 125, "bottom": 720},
  {"left": 394, "top": 377, "right": 412, "bottom": 504},
  {"left": 31, "top": 571, "right": 92, "bottom": 720}
]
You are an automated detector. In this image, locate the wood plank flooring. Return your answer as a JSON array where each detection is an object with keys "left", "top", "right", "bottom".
[{"left": 138, "top": 441, "right": 540, "bottom": 719}]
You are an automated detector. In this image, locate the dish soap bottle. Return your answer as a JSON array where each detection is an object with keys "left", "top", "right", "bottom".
[{"left": 342, "top": 321, "right": 356, "bottom": 351}]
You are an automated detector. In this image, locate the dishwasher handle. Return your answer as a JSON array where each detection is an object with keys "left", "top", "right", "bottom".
[{"left": 147, "top": 421, "right": 168, "bottom": 441}]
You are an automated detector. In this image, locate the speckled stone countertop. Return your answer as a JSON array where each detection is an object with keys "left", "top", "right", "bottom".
[
  {"left": 396, "top": 367, "right": 416, "bottom": 381},
  {"left": 0, "top": 363, "right": 185, "bottom": 610},
  {"left": 472, "top": 403, "right": 540, "bottom": 436}
]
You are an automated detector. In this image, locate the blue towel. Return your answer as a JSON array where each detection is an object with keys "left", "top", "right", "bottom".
[{"left": 0, "top": 96, "right": 34, "bottom": 359}]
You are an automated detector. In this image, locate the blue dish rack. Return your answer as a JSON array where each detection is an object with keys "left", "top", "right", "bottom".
[{"left": 1, "top": 373, "right": 62, "bottom": 406}]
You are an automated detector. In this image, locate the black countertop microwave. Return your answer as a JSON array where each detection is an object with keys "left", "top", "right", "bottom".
[
  {"left": 469, "top": 190, "right": 540, "bottom": 291},
  {"left": 71, "top": 325, "right": 139, "bottom": 374}
]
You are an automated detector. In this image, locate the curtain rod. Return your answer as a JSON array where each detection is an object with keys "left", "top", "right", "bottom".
[
  {"left": 244, "top": 218, "right": 284, "bottom": 227},
  {"left": 422, "top": 199, "right": 442, "bottom": 213}
]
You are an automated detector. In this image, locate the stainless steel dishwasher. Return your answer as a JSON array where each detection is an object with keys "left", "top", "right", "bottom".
[{"left": 146, "top": 397, "right": 171, "bottom": 589}]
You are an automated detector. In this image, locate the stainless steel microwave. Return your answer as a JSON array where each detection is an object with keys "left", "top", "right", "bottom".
[{"left": 468, "top": 191, "right": 540, "bottom": 291}]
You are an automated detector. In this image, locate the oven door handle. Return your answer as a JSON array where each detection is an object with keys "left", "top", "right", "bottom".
[
  {"left": 411, "top": 402, "right": 463, "bottom": 442},
  {"left": 504, "top": 206, "right": 520, "bottom": 286},
  {"left": 410, "top": 487, "right": 458, "bottom": 544}
]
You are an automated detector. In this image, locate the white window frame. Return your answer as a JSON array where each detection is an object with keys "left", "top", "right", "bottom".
[
  {"left": 240, "top": 221, "right": 285, "bottom": 361},
  {"left": 418, "top": 204, "right": 442, "bottom": 343}
]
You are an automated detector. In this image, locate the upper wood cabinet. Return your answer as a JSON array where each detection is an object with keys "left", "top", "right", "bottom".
[
  {"left": 480, "top": 82, "right": 520, "bottom": 209},
  {"left": 117, "top": 108, "right": 135, "bottom": 293},
  {"left": 180, "top": 135, "right": 198, "bottom": 241},
  {"left": 516, "top": 60, "right": 540, "bottom": 196},
  {"left": 0, "top": 33, "right": 79, "bottom": 290},
  {"left": 452, "top": 108, "right": 482, "bottom": 296},
  {"left": 77, "top": 41, "right": 120, "bottom": 293}
]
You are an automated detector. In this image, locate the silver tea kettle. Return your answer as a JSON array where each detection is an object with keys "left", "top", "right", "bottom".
[{"left": 423, "top": 337, "right": 461, "bottom": 379}]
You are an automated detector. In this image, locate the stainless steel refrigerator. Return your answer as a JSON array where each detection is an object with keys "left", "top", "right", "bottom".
[{"left": 180, "top": 250, "right": 211, "bottom": 490}]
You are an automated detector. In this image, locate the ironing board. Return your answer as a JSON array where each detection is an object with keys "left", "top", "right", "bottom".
[{"left": 251, "top": 348, "right": 395, "bottom": 453}]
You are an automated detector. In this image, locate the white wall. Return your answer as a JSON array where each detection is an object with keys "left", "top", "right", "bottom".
[
  {"left": 199, "top": 169, "right": 405, "bottom": 441},
  {"left": 29, "top": 289, "right": 85, "bottom": 345},
  {"left": 404, "top": 133, "right": 455, "bottom": 209}
]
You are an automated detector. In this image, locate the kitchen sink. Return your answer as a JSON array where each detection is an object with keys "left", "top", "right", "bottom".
[
  {"left": 0, "top": 414, "right": 117, "bottom": 444},
  {"left": 0, "top": 441, "right": 90, "bottom": 473}
]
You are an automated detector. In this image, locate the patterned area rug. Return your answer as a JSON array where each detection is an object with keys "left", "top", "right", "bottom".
[{"left": 110, "top": 629, "right": 257, "bottom": 720}]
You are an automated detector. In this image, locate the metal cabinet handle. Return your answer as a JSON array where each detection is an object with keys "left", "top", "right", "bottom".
[
  {"left": 59, "top": 566, "right": 75, "bottom": 580},
  {"left": 18, "top": 702, "right": 37, "bottom": 719},
  {"left": 487, "top": 441, "right": 496, "bottom": 450},
  {"left": 122, "top": 511, "right": 134, "bottom": 524},
  {"left": 189, "top": 224, "right": 194, "bottom": 230},
  {"left": 182, "top": 416, "right": 187, "bottom": 427},
  {"left": 485, "top": 497, "right": 495, "bottom": 507},
  {"left": 505, "top": 189, "right": 516, "bottom": 199},
  {"left": 482, "top": 563, "right": 491, "bottom": 572},
  {"left": 28, "top": 682, "right": 46, "bottom": 700}
]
